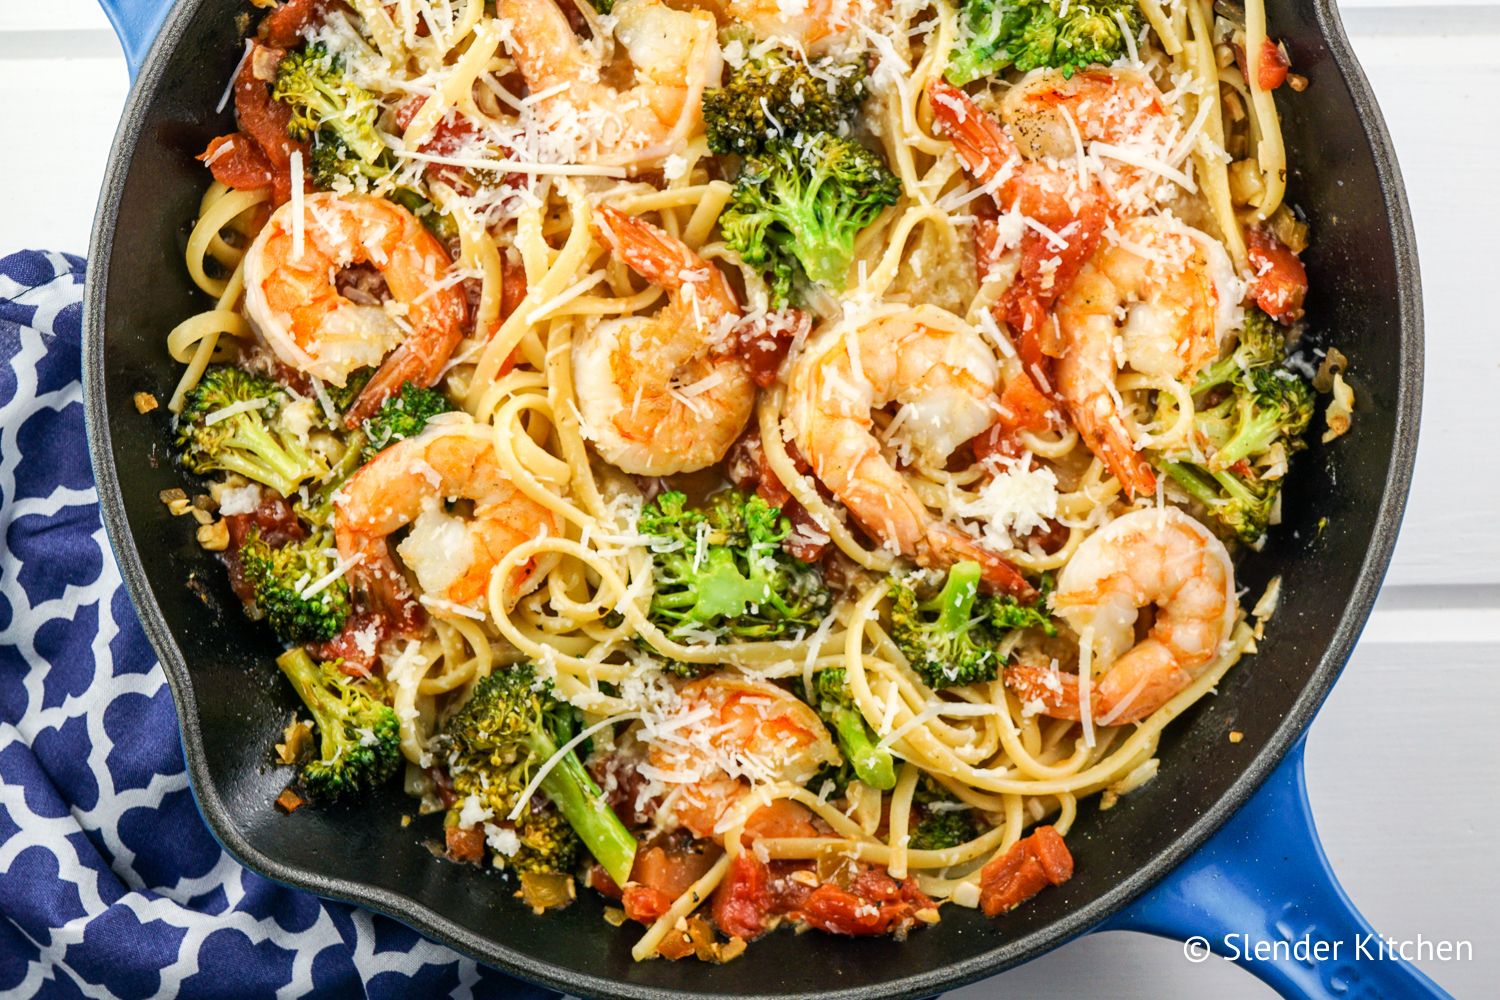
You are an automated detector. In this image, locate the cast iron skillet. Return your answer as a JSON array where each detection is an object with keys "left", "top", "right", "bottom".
[{"left": 84, "top": 1, "right": 1433, "bottom": 996}]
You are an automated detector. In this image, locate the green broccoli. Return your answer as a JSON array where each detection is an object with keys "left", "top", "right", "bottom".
[
  {"left": 721, "top": 133, "right": 900, "bottom": 303},
  {"left": 274, "top": 43, "right": 387, "bottom": 173},
  {"left": 703, "top": 47, "right": 868, "bottom": 156},
  {"left": 806, "top": 669, "right": 896, "bottom": 791},
  {"left": 362, "top": 380, "right": 456, "bottom": 457},
  {"left": 947, "top": 0, "right": 1141, "bottom": 86},
  {"left": 175, "top": 364, "right": 327, "bottom": 498},
  {"left": 889, "top": 562, "right": 1053, "bottom": 689},
  {"left": 639, "top": 491, "right": 831, "bottom": 658},
  {"left": 908, "top": 809, "right": 981, "bottom": 851},
  {"left": 433, "top": 665, "right": 638, "bottom": 885},
  {"left": 1193, "top": 306, "right": 1286, "bottom": 394},
  {"left": 239, "top": 529, "right": 352, "bottom": 644},
  {"left": 275, "top": 648, "right": 400, "bottom": 801},
  {"left": 1154, "top": 310, "right": 1315, "bottom": 544}
]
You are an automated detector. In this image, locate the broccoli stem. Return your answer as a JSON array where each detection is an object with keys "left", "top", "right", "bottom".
[
  {"left": 1213, "top": 407, "right": 1282, "bottom": 470},
  {"left": 221, "top": 421, "right": 314, "bottom": 498},
  {"left": 828, "top": 706, "right": 897, "bottom": 791},
  {"left": 930, "top": 561, "right": 982, "bottom": 633},
  {"left": 523, "top": 729, "right": 638, "bottom": 887},
  {"left": 1161, "top": 462, "right": 1221, "bottom": 509},
  {"left": 276, "top": 649, "right": 338, "bottom": 758}
]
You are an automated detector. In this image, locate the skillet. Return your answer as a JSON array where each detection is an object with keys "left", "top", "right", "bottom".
[{"left": 83, "top": 0, "right": 1435, "bottom": 996}]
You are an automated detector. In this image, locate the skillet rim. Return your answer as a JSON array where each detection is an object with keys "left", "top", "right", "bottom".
[{"left": 82, "top": 0, "right": 1423, "bottom": 996}]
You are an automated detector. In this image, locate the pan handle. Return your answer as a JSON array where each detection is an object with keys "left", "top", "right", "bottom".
[
  {"left": 96, "top": 0, "right": 175, "bottom": 80},
  {"left": 1102, "top": 740, "right": 1453, "bottom": 998}
]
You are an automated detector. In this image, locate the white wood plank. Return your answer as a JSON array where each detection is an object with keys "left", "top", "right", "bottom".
[{"left": 1336, "top": 7, "right": 1500, "bottom": 587}]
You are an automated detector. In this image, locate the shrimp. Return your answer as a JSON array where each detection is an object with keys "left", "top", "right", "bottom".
[
  {"left": 1005, "top": 507, "right": 1236, "bottom": 726},
  {"left": 572, "top": 206, "right": 755, "bottom": 476},
  {"left": 785, "top": 306, "right": 1035, "bottom": 598},
  {"left": 647, "top": 675, "right": 838, "bottom": 840},
  {"left": 699, "top": 0, "right": 855, "bottom": 49},
  {"left": 928, "top": 80, "right": 1105, "bottom": 393},
  {"left": 1055, "top": 215, "right": 1239, "bottom": 498},
  {"left": 499, "top": 0, "right": 721, "bottom": 168},
  {"left": 243, "top": 192, "right": 468, "bottom": 426},
  {"left": 1000, "top": 67, "right": 1173, "bottom": 165},
  {"left": 333, "top": 415, "right": 561, "bottom": 615}
]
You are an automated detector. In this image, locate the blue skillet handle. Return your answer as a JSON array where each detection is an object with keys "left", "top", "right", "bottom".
[
  {"left": 1102, "top": 740, "right": 1452, "bottom": 998},
  {"left": 97, "top": 0, "right": 176, "bottom": 80}
]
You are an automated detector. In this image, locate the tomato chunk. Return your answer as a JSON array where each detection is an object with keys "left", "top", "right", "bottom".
[
  {"left": 978, "top": 825, "right": 1074, "bottom": 918},
  {"left": 712, "top": 854, "right": 772, "bottom": 941},
  {"left": 1246, "top": 227, "right": 1309, "bottom": 323}
]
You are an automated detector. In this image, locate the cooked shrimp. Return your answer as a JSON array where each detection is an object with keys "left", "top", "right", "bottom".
[
  {"left": 333, "top": 415, "right": 561, "bottom": 614},
  {"left": 1000, "top": 67, "right": 1173, "bottom": 164},
  {"left": 244, "top": 192, "right": 468, "bottom": 426},
  {"left": 647, "top": 674, "right": 838, "bottom": 840},
  {"left": 499, "top": 0, "right": 720, "bottom": 168},
  {"left": 785, "top": 306, "right": 1035, "bottom": 598},
  {"left": 1005, "top": 507, "right": 1235, "bottom": 725},
  {"left": 572, "top": 206, "right": 754, "bottom": 476},
  {"left": 700, "top": 0, "right": 855, "bottom": 48},
  {"left": 1055, "top": 216, "right": 1238, "bottom": 497},
  {"left": 928, "top": 80, "right": 1105, "bottom": 391}
]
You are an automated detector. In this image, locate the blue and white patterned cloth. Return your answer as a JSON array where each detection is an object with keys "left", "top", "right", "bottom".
[{"left": 0, "top": 251, "right": 554, "bottom": 998}]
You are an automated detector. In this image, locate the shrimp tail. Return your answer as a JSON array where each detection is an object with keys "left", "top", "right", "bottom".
[
  {"left": 927, "top": 80, "right": 1020, "bottom": 183},
  {"left": 1003, "top": 664, "right": 1085, "bottom": 721},
  {"left": 922, "top": 526, "right": 1037, "bottom": 601},
  {"left": 345, "top": 331, "right": 465, "bottom": 426},
  {"left": 1073, "top": 408, "right": 1157, "bottom": 499},
  {"left": 596, "top": 205, "right": 726, "bottom": 298}
]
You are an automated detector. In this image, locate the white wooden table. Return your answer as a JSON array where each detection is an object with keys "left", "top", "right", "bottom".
[{"left": 2, "top": 2, "right": 1494, "bottom": 996}]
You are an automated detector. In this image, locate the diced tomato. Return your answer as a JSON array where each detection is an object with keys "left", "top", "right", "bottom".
[
  {"left": 795, "top": 876, "right": 931, "bottom": 937},
  {"left": 232, "top": 43, "right": 308, "bottom": 205},
  {"left": 711, "top": 854, "right": 772, "bottom": 941},
  {"left": 1256, "top": 37, "right": 1290, "bottom": 91},
  {"left": 261, "top": 0, "right": 332, "bottom": 48},
  {"left": 736, "top": 309, "right": 808, "bottom": 389},
  {"left": 978, "top": 825, "right": 1073, "bottom": 918},
  {"left": 445, "top": 825, "right": 485, "bottom": 864},
  {"left": 199, "top": 134, "right": 276, "bottom": 192},
  {"left": 724, "top": 432, "right": 829, "bottom": 563},
  {"left": 306, "top": 611, "right": 386, "bottom": 677},
  {"left": 622, "top": 884, "right": 675, "bottom": 924},
  {"left": 1246, "top": 227, "right": 1309, "bottom": 323}
]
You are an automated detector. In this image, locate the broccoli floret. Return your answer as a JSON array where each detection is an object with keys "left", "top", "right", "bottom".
[
  {"left": 889, "top": 562, "right": 997, "bottom": 688},
  {"left": 275, "top": 648, "right": 400, "bottom": 801},
  {"left": 806, "top": 669, "right": 896, "bottom": 791},
  {"left": 947, "top": 0, "right": 1141, "bottom": 86},
  {"left": 890, "top": 562, "right": 1053, "bottom": 689},
  {"left": 1193, "top": 307, "right": 1287, "bottom": 394},
  {"left": 274, "top": 43, "right": 387, "bottom": 168},
  {"left": 704, "top": 47, "right": 868, "bottom": 156},
  {"left": 909, "top": 809, "right": 982, "bottom": 851},
  {"left": 720, "top": 133, "right": 900, "bottom": 304},
  {"left": 175, "top": 365, "right": 327, "bottom": 498},
  {"left": 1154, "top": 310, "right": 1315, "bottom": 544},
  {"left": 362, "top": 380, "right": 455, "bottom": 457},
  {"left": 433, "top": 665, "right": 638, "bottom": 885},
  {"left": 639, "top": 491, "right": 831, "bottom": 652},
  {"left": 239, "top": 529, "right": 353, "bottom": 644}
]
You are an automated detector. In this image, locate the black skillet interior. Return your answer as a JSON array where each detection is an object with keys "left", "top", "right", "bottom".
[{"left": 84, "top": 0, "right": 1421, "bottom": 996}]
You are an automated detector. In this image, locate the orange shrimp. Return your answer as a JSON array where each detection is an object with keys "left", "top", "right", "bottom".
[
  {"left": 928, "top": 80, "right": 1106, "bottom": 396},
  {"left": 243, "top": 192, "right": 468, "bottom": 425},
  {"left": 647, "top": 675, "right": 838, "bottom": 840}
]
